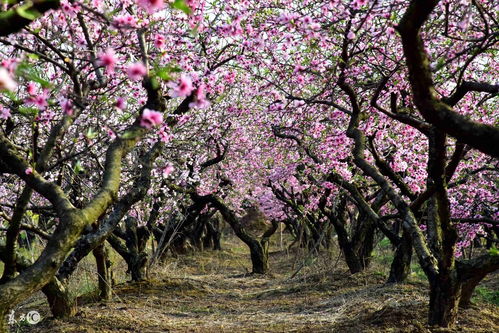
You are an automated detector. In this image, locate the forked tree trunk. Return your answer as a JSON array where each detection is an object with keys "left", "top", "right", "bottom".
[
  {"left": 457, "top": 257, "right": 498, "bottom": 309},
  {"left": 343, "top": 244, "right": 364, "bottom": 274},
  {"left": 107, "top": 234, "right": 148, "bottom": 282},
  {"left": 257, "top": 220, "right": 279, "bottom": 274},
  {"left": 41, "top": 278, "right": 77, "bottom": 318},
  {"left": 204, "top": 218, "right": 222, "bottom": 250},
  {"left": 129, "top": 253, "right": 148, "bottom": 281}
]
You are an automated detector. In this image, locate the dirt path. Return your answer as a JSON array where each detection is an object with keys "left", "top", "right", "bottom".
[{"left": 16, "top": 245, "right": 499, "bottom": 333}]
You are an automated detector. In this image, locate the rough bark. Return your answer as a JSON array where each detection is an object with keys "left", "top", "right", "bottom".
[
  {"left": 428, "top": 273, "right": 461, "bottom": 327},
  {"left": 93, "top": 243, "right": 112, "bottom": 300},
  {"left": 0, "top": 75, "right": 174, "bottom": 330},
  {"left": 457, "top": 253, "right": 499, "bottom": 308},
  {"left": 107, "top": 230, "right": 148, "bottom": 282},
  {"left": 0, "top": 187, "right": 33, "bottom": 282},
  {"left": 387, "top": 230, "right": 413, "bottom": 283},
  {"left": 41, "top": 278, "right": 76, "bottom": 318},
  {"left": 260, "top": 220, "right": 279, "bottom": 270}
]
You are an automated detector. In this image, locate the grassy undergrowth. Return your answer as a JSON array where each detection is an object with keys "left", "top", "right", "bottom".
[{"left": 5, "top": 233, "right": 498, "bottom": 333}]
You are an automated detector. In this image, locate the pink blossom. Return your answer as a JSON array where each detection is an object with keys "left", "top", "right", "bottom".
[
  {"left": 178, "top": 114, "right": 191, "bottom": 126},
  {"left": 140, "top": 108, "right": 163, "bottom": 129},
  {"left": 224, "top": 71, "right": 236, "bottom": 84},
  {"left": 26, "top": 95, "right": 48, "bottom": 110},
  {"left": 0, "top": 67, "right": 17, "bottom": 91},
  {"left": 137, "top": 0, "right": 164, "bottom": 14},
  {"left": 126, "top": 62, "right": 147, "bottom": 81},
  {"left": 112, "top": 14, "right": 137, "bottom": 28},
  {"left": 387, "top": 27, "right": 396, "bottom": 36},
  {"left": 59, "top": 98, "right": 73, "bottom": 116},
  {"left": 347, "top": 31, "right": 356, "bottom": 40},
  {"left": 188, "top": 84, "right": 210, "bottom": 109},
  {"left": 0, "top": 107, "right": 10, "bottom": 119},
  {"left": 25, "top": 168, "right": 33, "bottom": 175},
  {"left": 158, "top": 125, "right": 172, "bottom": 142},
  {"left": 162, "top": 164, "right": 175, "bottom": 177},
  {"left": 60, "top": 0, "right": 78, "bottom": 15},
  {"left": 458, "top": 16, "right": 470, "bottom": 31},
  {"left": 154, "top": 34, "right": 166, "bottom": 49},
  {"left": 105, "top": 127, "right": 116, "bottom": 139},
  {"left": 353, "top": 0, "right": 367, "bottom": 8},
  {"left": 98, "top": 49, "right": 117, "bottom": 74},
  {"left": 309, "top": 22, "right": 321, "bottom": 30},
  {"left": 27, "top": 82, "right": 37, "bottom": 95},
  {"left": 170, "top": 75, "right": 194, "bottom": 98},
  {"left": 294, "top": 65, "right": 305, "bottom": 73},
  {"left": 115, "top": 97, "right": 127, "bottom": 110}
]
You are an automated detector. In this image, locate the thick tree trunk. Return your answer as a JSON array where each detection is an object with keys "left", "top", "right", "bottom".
[
  {"left": 330, "top": 219, "right": 363, "bottom": 274},
  {"left": 256, "top": 220, "right": 279, "bottom": 274},
  {"left": 93, "top": 243, "right": 112, "bottom": 300},
  {"left": 248, "top": 242, "right": 268, "bottom": 274},
  {"left": 343, "top": 247, "right": 363, "bottom": 274},
  {"left": 1, "top": 187, "right": 34, "bottom": 282},
  {"left": 204, "top": 218, "right": 222, "bottom": 250},
  {"left": 459, "top": 276, "right": 482, "bottom": 309},
  {"left": 129, "top": 253, "right": 148, "bottom": 281},
  {"left": 203, "top": 195, "right": 269, "bottom": 274},
  {"left": 428, "top": 274, "right": 461, "bottom": 327},
  {"left": 41, "top": 278, "right": 76, "bottom": 318},
  {"left": 456, "top": 254, "right": 499, "bottom": 309},
  {"left": 107, "top": 234, "right": 148, "bottom": 282},
  {"left": 125, "top": 219, "right": 150, "bottom": 281},
  {"left": 387, "top": 231, "right": 413, "bottom": 283},
  {"left": 357, "top": 224, "right": 376, "bottom": 269}
]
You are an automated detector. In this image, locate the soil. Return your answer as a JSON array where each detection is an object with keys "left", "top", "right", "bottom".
[{"left": 12, "top": 239, "right": 499, "bottom": 333}]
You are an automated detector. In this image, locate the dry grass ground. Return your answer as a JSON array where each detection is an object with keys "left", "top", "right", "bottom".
[{"left": 9, "top": 235, "right": 499, "bottom": 333}]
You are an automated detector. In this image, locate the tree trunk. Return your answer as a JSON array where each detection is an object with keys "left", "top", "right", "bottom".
[
  {"left": 107, "top": 234, "right": 148, "bottom": 282},
  {"left": 458, "top": 263, "right": 494, "bottom": 309},
  {"left": 129, "top": 253, "right": 148, "bottom": 281},
  {"left": 41, "top": 278, "right": 77, "bottom": 318},
  {"left": 211, "top": 217, "right": 222, "bottom": 250},
  {"left": 203, "top": 194, "right": 270, "bottom": 274},
  {"left": 93, "top": 243, "right": 112, "bottom": 300},
  {"left": 248, "top": 241, "right": 268, "bottom": 274},
  {"left": 357, "top": 224, "right": 376, "bottom": 269},
  {"left": 387, "top": 230, "right": 413, "bottom": 283},
  {"left": 459, "top": 277, "right": 481, "bottom": 309},
  {"left": 343, "top": 245, "right": 364, "bottom": 274},
  {"left": 331, "top": 219, "right": 363, "bottom": 274},
  {"left": 428, "top": 274, "right": 461, "bottom": 327},
  {"left": 124, "top": 218, "right": 149, "bottom": 281},
  {"left": 0, "top": 308, "right": 8, "bottom": 333}
]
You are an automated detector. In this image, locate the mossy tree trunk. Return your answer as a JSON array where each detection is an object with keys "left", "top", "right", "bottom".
[
  {"left": 93, "top": 243, "right": 113, "bottom": 300},
  {"left": 0, "top": 73, "right": 180, "bottom": 330},
  {"left": 41, "top": 278, "right": 77, "bottom": 318}
]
